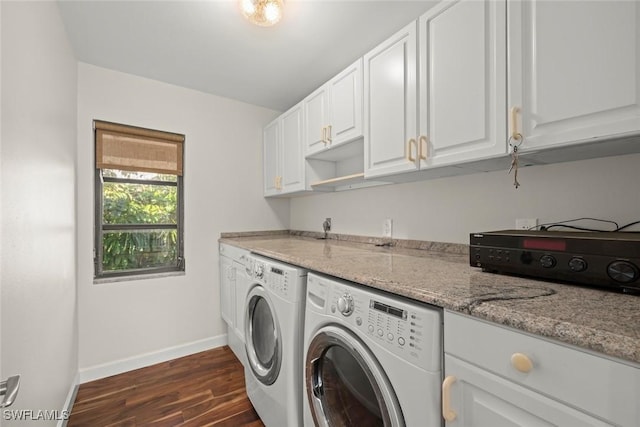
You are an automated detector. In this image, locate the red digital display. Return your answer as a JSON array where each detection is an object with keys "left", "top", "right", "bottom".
[{"left": 522, "top": 239, "right": 567, "bottom": 251}]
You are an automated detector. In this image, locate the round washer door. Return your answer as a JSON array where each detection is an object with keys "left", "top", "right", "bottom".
[
  {"left": 245, "top": 284, "right": 282, "bottom": 385},
  {"left": 305, "top": 325, "right": 404, "bottom": 427}
]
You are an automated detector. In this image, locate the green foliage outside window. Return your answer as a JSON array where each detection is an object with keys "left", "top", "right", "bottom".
[{"left": 101, "top": 170, "right": 179, "bottom": 271}]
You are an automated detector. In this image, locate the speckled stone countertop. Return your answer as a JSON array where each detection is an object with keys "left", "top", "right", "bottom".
[{"left": 219, "top": 231, "right": 640, "bottom": 365}]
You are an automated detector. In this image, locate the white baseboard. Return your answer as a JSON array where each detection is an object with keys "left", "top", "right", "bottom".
[
  {"left": 78, "top": 334, "right": 228, "bottom": 384},
  {"left": 58, "top": 372, "right": 79, "bottom": 427}
]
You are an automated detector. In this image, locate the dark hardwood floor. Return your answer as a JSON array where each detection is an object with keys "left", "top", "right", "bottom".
[{"left": 68, "top": 346, "right": 265, "bottom": 427}]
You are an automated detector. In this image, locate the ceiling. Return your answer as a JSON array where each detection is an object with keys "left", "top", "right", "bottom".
[{"left": 58, "top": 0, "right": 438, "bottom": 111}]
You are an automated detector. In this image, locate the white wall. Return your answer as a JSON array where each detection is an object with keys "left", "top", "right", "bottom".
[
  {"left": 1, "top": 0, "right": 78, "bottom": 422},
  {"left": 290, "top": 153, "right": 640, "bottom": 243},
  {"left": 76, "top": 63, "right": 288, "bottom": 373}
]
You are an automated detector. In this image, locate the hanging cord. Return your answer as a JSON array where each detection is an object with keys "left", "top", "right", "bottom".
[
  {"left": 616, "top": 220, "right": 640, "bottom": 232},
  {"left": 535, "top": 217, "right": 620, "bottom": 232},
  {"left": 508, "top": 135, "right": 523, "bottom": 189}
]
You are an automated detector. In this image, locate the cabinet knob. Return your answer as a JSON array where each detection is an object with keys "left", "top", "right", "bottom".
[
  {"left": 442, "top": 375, "right": 457, "bottom": 422},
  {"left": 407, "top": 138, "right": 417, "bottom": 162},
  {"left": 419, "top": 135, "right": 428, "bottom": 160},
  {"left": 511, "top": 352, "right": 533, "bottom": 373}
]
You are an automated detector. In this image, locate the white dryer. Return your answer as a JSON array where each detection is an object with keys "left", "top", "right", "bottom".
[
  {"left": 244, "top": 254, "right": 307, "bottom": 427},
  {"left": 303, "top": 273, "right": 443, "bottom": 427}
]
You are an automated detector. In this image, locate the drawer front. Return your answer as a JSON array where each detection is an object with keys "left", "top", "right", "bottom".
[{"left": 444, "top": 310, "right": 640, "bottom": 427}]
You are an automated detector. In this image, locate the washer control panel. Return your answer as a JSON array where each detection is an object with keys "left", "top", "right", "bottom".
[
  {"left": 323, "top": 279, "right": 441, "bottom": 372},
  {"left": 250, "top": 256, "right": 307, "bottom": 303}
]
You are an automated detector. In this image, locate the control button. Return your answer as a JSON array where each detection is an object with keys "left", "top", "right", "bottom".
[
  {"left": 377, "top": 329, "right": 384, "bottom": 337},
  {"left": 398, "top": 337, "right": 406, "bottom": 346},
  {"left": 520, "top": 251, "right": 533, "bottom": 265},
  {"left": 475, "top": 254, "right": 481, "bottom": 261},
  {"left": 540, "top": 254, "right": 556, "bottom": 268},
  {"left": 607, "top": 260, "right": 639, "bottom": 283},
  {"left": 330, "top": 305, "right": 336, "bottom": 313},
  {"left": 568, "top": 257, "right": 588, "bottom": 272},
  {"left": 368, "top": 325, "right": 374, "bottom": 333},
  {"left": 255, "top": 263, "right": 264, "bottom": 278},
  {"left": 387, "top": 333, "right": 394, "bottom": 341},
  {"left": 337, "top": 293, "right": 354, "bottom": 316},
  {"left": 356, "top": 317, "right": 363, "bottom": 326}
]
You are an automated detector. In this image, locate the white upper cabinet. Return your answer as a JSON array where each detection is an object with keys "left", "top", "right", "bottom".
[
  {"left": 364, "top": 22, "right": 418, "bottom": 178},
  {"left": 263, "top": 101, "right": 305, "bottom": 196},
  {"left": 280, "top": 103, "right": 305, "bottom": 193},
  {"left": 304, "top": 86, "right": 329, "bottom": 156},
  {"left": 419, "top": 0, "right": 507, "bottom": 168},
  {"left": 263, "top": 119, "right": 280, "bottom": 197},
  {"left": 305, "top": 59, "right": 363, "bottom": 157},
  {"left": 509, "top": 0, "right": 640, "bottom": 152},
  {"left": 365, "top": 0, "right": 506, "bottom": 180},
  {"left": 328, "top": 59, "right": 363, "bottom": 147}
]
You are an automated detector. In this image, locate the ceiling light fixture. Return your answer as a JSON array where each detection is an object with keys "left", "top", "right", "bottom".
[{"left": 240, "top": 0, "right": 284, "bottom": 27}]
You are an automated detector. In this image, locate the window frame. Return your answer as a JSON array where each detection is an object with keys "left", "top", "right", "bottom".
[{"left": 93, "top": 124, "right": 185, "bottom": 281}]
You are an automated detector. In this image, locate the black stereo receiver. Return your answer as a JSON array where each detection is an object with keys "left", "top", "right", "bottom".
[{"left": 470, "top": 230, "right": 640, "bottom": 293}]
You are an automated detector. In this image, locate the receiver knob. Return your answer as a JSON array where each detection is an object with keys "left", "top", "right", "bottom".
[
  {"left": 568, "top": 257, "right": 587, "bottom": 272},
  {"left": 539, "top": 254, "right": 556, "bottom": 268},
  {"left": 607, "top": 261, "right": 639, "bottom": 283},
  {"left": 337, "top": 294, "right": 354, "bottom": 316}
]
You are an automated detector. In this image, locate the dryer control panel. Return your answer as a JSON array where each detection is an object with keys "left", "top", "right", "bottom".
[{"left": 314, "top": 274, "right": 441, "bottom": 373}]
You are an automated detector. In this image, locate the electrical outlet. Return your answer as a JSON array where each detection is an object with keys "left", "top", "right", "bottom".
[
  {"left": 383, "top": 218, "right": 393, "bottom": 238},
  {"left": 515, "top": 218, "right": 538, "bottom": 230}
]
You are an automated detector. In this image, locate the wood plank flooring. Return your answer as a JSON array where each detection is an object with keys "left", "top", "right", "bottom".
[{"left": 68, "top": 346, "right": 265, "bottom": 427}]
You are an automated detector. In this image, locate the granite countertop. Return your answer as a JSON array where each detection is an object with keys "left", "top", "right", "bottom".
[{"left": 219, "top": 231, "right": 640, "bottom": 365}]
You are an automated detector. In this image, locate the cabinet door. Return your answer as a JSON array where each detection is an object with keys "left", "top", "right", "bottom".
[
  {"left": 233, "top": 260, "right": 250, "bottom": 341},
  {"left": 280, "top": 102, "right": 305, "bottom": 193},
  {"left": 444, "top": 355, "right": 614, "bottom": 427},
  {"left": 305, "top": 85, "right": 330, "bottom": 156},
  {"left": 263, "top": 119, "right": 280, "bottom": 196},
  {"left": 364, "top": 21, "right": 418, "bottom": 178},
  {"left": 509, "top": 0, "right": 640, "bottom": 151},
  {"left": 419, "top": 0, "right": 506, "bottom": 168},
  {"left": 219, "top": 256, "right": 234, "bottom": 326},
  {"left": 328, "top": 58, "right": 363, "bottom": 147}
]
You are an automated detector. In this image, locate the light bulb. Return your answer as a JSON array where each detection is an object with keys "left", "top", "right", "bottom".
[
  {"left": 241, "top": 0, "right": 257, "bottom": 15},
  {"left": 264, "top": 1, "right": 282, "bottom": 24},
  {"left": 240, "top": 0, "right": 283, "bottom": 27}
]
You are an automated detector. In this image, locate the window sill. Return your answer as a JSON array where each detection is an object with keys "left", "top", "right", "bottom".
[{"left": 93, "top": 270, "right": 185, "bottom": 285}]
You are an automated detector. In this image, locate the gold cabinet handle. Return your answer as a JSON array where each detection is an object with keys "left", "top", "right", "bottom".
[
  {"left": 442, "top": 375, "right": 457, "bottom": 422},
  {"left": 274, "top": 176, "right": 282, "bottom": 190},
  {"left": 510, "top": 106, "right": 522, "bottom": 141},
  {"left": 407, "top": 138, "right": 417, "bottom": 162},
  {"left": 511, "top": 352, "right": 533, "bottom": 373},
  {"left": 419, "top": 135, "right": 428, "bottom": 160}
]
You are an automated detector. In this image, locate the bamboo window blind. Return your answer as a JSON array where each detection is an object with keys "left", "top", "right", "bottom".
[{"left": 95, "top": 120, "right": 184, "bottom": 175}]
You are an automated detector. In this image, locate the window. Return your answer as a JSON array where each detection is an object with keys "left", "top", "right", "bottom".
[{"left": 94, "top": 120, "right": 185, "bottom": 280}]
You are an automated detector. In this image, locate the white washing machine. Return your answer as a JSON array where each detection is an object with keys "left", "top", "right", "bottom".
[
  {"left": 303, "top": 273, "right": 443, "bottom": 427},
  {"left": 244, "top": 254, "right": 307, "bottom": 427}
]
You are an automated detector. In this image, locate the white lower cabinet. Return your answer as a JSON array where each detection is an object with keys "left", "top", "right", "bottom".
[
  {"left": 444, "top": 355, "right": 613, "bottom": 427},
  {"left": 443, "top": 311, "right": 640, "bottom": 427},
  {"left": 219, "top": 254, "right": 234, "bottom": 325}
]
